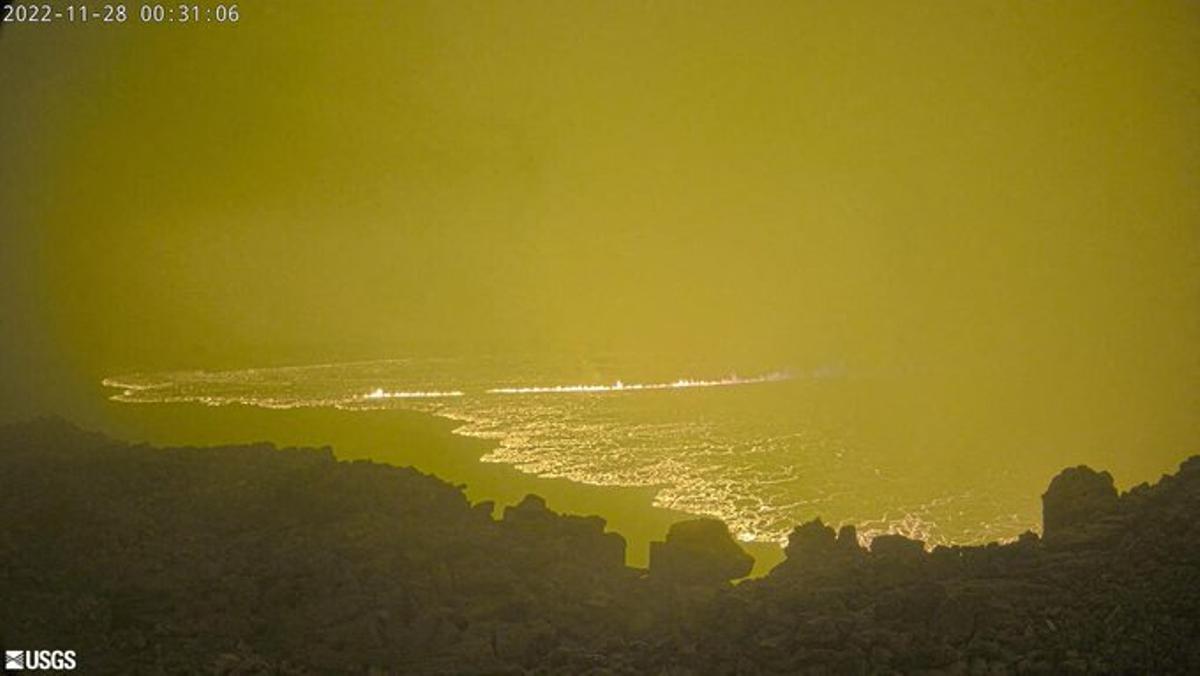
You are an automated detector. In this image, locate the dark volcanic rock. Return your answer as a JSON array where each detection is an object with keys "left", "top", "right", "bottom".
[
  {"left": 649, "top": 518, "right": 754, "bottom": 585},
  {"left": 1042, "top": 464, "right": 1119, "bottom": 538},
  {"left": 836, "top": 524, "right": 860, "bottom": 551},
  {"left": 870, "top": 533, "right": 926, "bottom": 560},
  {"left": 1, "top": 417, "right": 1198, "bottom": 674},
  {"left": 784, "top": 517, "right": 837, "bottom": 559},
  {"left": 501, "top": 493, "right": 627, "bottom": 570},
  {"left": 502, "top": 493, "right": 553, "bottom": 524},
  {"left": 772, "top": 518, "right": 866, "bottom": 582}
]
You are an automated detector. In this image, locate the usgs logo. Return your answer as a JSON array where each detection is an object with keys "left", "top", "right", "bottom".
[{"left": 4, "top": 650, "right": 77, "bottom": 671}]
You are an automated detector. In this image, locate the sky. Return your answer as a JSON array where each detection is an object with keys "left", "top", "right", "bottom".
[{"left": 0, "top": 1, "right": 1197, "bottom": 440}]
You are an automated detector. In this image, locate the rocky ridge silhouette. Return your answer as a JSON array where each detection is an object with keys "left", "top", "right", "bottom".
[{"left": 0, "top": 418, "right": 1196, "bottom": 674}]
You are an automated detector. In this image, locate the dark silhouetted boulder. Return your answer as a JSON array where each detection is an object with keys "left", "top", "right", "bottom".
[
  {"left": 774, "top": 518, "right": 867, "bottom": 580},
  {"left": 1042, "top": 465, "right": 1118, "bottom": 538},
  {"left": 500, "top": 495, "right": 627, "bottom": 570},
  {"left": 503, "top": 494, "right": 554, "bottom": 525},
  {"left": 837, "top": 524, "right": 861, "bottom": 552},
  {"left": 784, "top": 518, "right": 838, "bottom": 559},
  {"left": 562, "top": 514, "right": 627, "bottom": 569},
  {"left": 649, "top": 518, "right": 754, "bottom": 584}
]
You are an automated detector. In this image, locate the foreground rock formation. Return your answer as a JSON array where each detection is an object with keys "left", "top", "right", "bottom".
[
  {"left": 0, "top": 418, "right": 1196, "bottom": 674},
  {"left": 649, "top": 518, "right": 755, "bottom": 585}
]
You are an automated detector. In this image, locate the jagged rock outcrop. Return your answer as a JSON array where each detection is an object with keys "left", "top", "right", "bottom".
[
  {"left": 1, "top": 418, "right": 1197, "bottom": 674},
  {"left": 836, "top": 523, "right": 860, "bottom": 552},
  {"left": 648, "top": 518, "right": 754, "bottom": 585},
  {"left": 0, "top": 418, "right": 637, "bottom": 674},
  {"left": 1042, "top": 464, "right": 1120, "bottom": 538},
  {"left": 741, "top": 458, "right": 1200, "bottom": 674},
  {"left": 501, "top": 493, "right": 627, "bottom": 570},
  {"left": 783, "top": 517, "right": 837, "bottom": 559},
  {"left": 771, "top": 518, "right": 866, "bottom": 582}
]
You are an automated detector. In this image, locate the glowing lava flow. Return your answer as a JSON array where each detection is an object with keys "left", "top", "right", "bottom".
[
  {"left": 485, "top": 371, "right": 791, "bottom": 395},
  {"left": 362, "top": 388, "right": 465, "bottom": 400}
]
